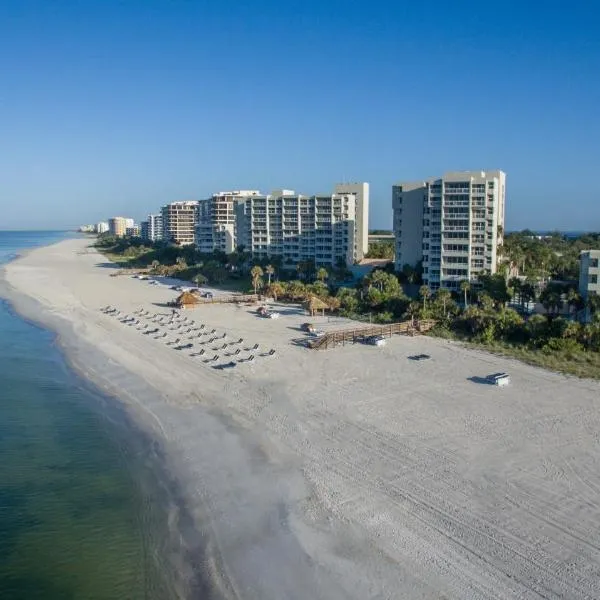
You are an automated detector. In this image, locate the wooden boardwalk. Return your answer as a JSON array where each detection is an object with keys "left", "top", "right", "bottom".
[
  {"left": 308, "top": 319, "right": 436, "bottom": 350},
  {"left": 192, "top": 293, "right": 259, "bottom": 305}
]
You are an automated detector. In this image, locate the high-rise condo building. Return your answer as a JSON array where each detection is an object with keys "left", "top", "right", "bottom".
[
  {"left": 95, "top": 222, "right": 109, "bottom": 234},
  {"left": 333, "top": 182, "right": 369, "bottom": 260},
  {"left": 108, "top": 217, "right": 134, "bottom": 237},
  {"left": 236, "top": 185, "right": 365, "bottom": 266},
  {"left": 196, "top": 191, "right": 260, "bottom": 254},
  {"left": 579, "top": 250, "right": 600, "bottom": 322},
  {"left": 393, "top": 170, "right": 506, "bottom": 291},
  {"left": 161, "top": 201, "right": 199, "bottom": 246},
  {"left": 141, "top": 214, "right": 163, "bottom": 242}
]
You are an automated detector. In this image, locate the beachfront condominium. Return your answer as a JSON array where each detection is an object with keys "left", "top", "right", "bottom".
[
  {"left": 579, "top": 250, "right": 600, "bottom": 322},
  {"left": 140, "top": 213, "right": 163, "bottom": 242},
  {"left": 393, "top": 170, "right": 506, "bottom": 291},
  {"left": 108, "top": 217, "right": 134, "bottom": 237},
  {"left": 125, "top": 225, "right": 140, "bottom": 237},
  {"left": 236, "top": 185, "right": 367, "bottom": 266},
  {"left": 333, "top": 182, "right": 369, "bottom": 260},
  {"left": 161, "top": 201, "right": 199, "bottom": 246},
  {"left": 196, "top": 191, "right": 260, "bottom": 254}
]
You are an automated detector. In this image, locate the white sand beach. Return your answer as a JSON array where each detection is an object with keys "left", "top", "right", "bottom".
[{"left": 4, "top": 237, "right": 600, "bottom": 599}]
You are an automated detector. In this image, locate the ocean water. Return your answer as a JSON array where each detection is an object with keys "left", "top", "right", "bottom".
[{"left": 0, "top": 232, "right": 176, "bottom": 599}]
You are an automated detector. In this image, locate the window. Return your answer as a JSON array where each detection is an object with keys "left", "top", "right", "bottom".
[
  {"left": 591, "top": 275, "right": 598, "bottom": 284},
  {"left": 591, "top": 259, "right": 599, "bottom": 268}
]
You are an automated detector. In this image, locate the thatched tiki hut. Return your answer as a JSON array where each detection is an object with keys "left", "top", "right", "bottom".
[
  {"left": 303, "top": 295, "right": 328, "bottom": 317},
  {"left": 175, "top": 291, "right": 199, "bottom": 309}
]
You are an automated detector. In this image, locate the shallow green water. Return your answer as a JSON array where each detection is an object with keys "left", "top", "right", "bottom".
[{"left": 0, "top": 232, "right": 175, "bottom": 599}]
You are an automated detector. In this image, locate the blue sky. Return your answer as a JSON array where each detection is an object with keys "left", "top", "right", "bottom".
[{"left": 1, "top": 0, "right": 599, "bottom": 230}]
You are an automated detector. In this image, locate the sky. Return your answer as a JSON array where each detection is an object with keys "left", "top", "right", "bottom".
[{"left": 1, "top": 0, "right": 599, "bottom": 231}]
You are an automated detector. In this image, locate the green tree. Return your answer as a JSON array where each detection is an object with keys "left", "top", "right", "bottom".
[
  {"left": 265, "top": 281, "right": 284, "bottom": 300},
  {"left": 508, "top": 277, "right": 521, "bottom": 305},
  {"left": 419, "top": 285, "right": 431, "bottom": 312},
  {"left": 193, "top": 273, "right": 208, "bottom": 286},
  {"left": 566, "top": 288, "right": 583, "bottom": 314},
  {"left": 435, "top": 288, "right": 452, "bottom": 318},
  {"left": 286, "top": 280, "right": 307, "bottom": 301},
  {"left": 539, "top": 283, "right": 564, "bottom": 317},
  {"left": 588, "top": 293, "right": 600, "bottom": 317},
  {"left": 520, "top": 281, "right": 536, "bottom": 310},
  {"left": 479, "top": 273, "right": 511, "bottom": 306},
  {"left": 316, "top": 267, "right": 329, "bottom": 283}
]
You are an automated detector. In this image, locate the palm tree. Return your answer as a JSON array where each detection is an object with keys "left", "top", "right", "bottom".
[
  {"left": 419, "top": 285, "right": 431, "bottom": 312},
  {"left": 316, "top": 267, "right": 328, "bottom": 283},
  {"left": 250, "top": 265, "right": 264, "bottom": 294},
  {"left": 460, "top": 280, "right": 471, "bottom": 308},
  {"left": 265, "top": 281, "right": 284, "bottom": 301},
  {"left": 508, "top": 277, "right": 521, "bottom": 305},
  {"left": 435, "top": 288, "right": 451, "bottom": 318},
  {"left": 265, "top": 264, "right": 275, "bottom": 285},
  {"left": 150, "top": 259, "right": 160, "bottom": 272},
  {"left": 193, "top": 273, "right": 207, "bottom": 287},
  {"left": 587, "top": 293, "right": 600, "bottom": 319},
  {"left": 406, "top": 300, "right": 421, "bottom": 324},
  {"left": 286, "top": 280, "right": 306, "bottom": 301},
  {"left": 368, "top": 269, "right": 389, "bottom": 292},
  {"left": 520, "top": 281, "right": 536, "bottom": 311},
  {"left": 326, "top": 296, "right": 341, "bottom": 312},
  {"left": 566, "top": 288, "right": 583, "bottom": 315},
  {"left": 175, "top": 256, "right": 187, "bottom": 270}
]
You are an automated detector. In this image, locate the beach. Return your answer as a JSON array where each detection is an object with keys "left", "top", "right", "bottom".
[{"left": 3, "top": 237, "right": 600, "bottom": 599}]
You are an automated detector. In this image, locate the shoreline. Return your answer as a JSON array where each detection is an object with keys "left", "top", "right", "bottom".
[
  {"left": 0, "top": 267, "right": 218, "bottom": 599},
  {"left": 3, "top": 237, "right": 600, "bottom": 599}
]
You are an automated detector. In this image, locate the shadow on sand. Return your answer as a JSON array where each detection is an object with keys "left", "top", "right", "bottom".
[{"left": 467, "top": 376, "right": 495, "bottom": 385}]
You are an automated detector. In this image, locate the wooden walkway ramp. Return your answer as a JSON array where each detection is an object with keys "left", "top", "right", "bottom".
[{"left": 308, "top": 319, "right": 436, "bottom": 350}]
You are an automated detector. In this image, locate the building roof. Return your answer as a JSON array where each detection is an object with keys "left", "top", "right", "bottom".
[{"left": 176, "top": 291, "right": 199, "bottom": 306}]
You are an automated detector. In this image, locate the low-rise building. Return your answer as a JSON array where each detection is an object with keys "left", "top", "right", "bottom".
[{"left": 579, "top": 250, "right": 600, "bottom": 322}]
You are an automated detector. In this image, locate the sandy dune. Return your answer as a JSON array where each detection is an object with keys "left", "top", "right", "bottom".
[{"left": 3, "top": 237, "right": 600, "bottom": 599}]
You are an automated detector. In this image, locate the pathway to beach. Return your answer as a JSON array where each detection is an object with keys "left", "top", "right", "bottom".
[{"left": 4, "top": 237, "right": 600, "bottom": 599}]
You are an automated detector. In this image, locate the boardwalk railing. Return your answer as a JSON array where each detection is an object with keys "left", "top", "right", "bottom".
[
  {"left": 308, "top": 319, "right": 436, "bottom": 350},
  {"left": 191, "top": 294, "right": 259, "bottom": 306}
]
